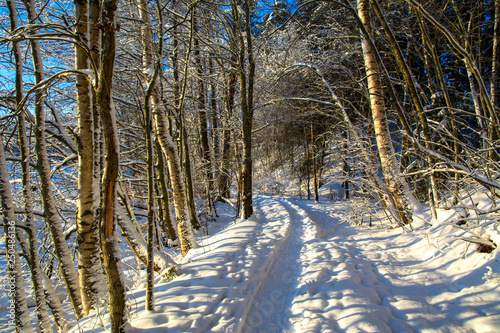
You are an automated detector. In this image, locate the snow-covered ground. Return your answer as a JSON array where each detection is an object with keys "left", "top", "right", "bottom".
[{"left": 60, "top": 193, "right": 500, "bottom": 333}]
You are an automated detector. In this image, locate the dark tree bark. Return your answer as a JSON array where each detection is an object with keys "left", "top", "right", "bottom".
[{"left": 96, "top": 0, "right": 128, "bottom": 330}]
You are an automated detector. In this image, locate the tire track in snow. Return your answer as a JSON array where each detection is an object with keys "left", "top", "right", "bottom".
[
  {"left": 288, "top": 199, "right": 468, "bottom": 333},
  {"left": 236, "top": 196, "right": 309, "bottom": 333},
  {"left": 282, "top": 198, "right": 404, "bottom": 332}
]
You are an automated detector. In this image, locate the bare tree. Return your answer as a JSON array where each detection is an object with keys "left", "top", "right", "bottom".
[
  {"left": 74, "top": 0, "right": 106, "bottom": 315},
  {"left": 96, "top": 0, "right": 128, "bottom": 329},
  {"left": 23, "top": 0, "right": 84, "bottom": 319},
  {"left": 0, "top": 135, "right": 33, "bottom": 332},
  {"left": 357, "top": 0, "right": 413, "bottom": 225}
]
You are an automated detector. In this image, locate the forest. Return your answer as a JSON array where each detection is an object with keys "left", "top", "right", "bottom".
[{"left": 0, "top": 0, "right": 500, "bottom": 332}]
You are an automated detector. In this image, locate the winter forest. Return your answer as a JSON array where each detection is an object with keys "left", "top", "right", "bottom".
[{"left": 1, "top": 0, "right": 500, "bottom": 331}]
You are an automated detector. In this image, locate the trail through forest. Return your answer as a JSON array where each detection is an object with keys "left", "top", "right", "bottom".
[{"left": 66, "top": 195, "right": 500, "bottom": 333}]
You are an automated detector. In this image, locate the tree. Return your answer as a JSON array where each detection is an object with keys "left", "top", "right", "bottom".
[
  {"left": 357, "top": 0, "right": 413, "bottom": 225},
  {"left": 232, "top": 0, "right": 256, "bottom": 219},
  {"left": 74, "top": 0, "right": 106, "bottom": 315},
  {"left": 153, "top": 2, "right": 198, "bottom": 257},
  {"left": 0, "top": 136, "right": 33, "bottom": 333},
  {"left": 6, "top": 0, "right": 51, "bottom": 329},
  {"left": 96, "top": 0, "right": 128, "bottom": 329},
  {"left": 24, "top": 0, "right": 85, "bottom": 319}
]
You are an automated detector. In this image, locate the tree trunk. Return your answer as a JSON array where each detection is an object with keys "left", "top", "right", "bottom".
[
  {"left": 233, "top": 0, "right": 255, "bottom": 219},
  {"left": 115, "top": 200, "right": 174, "bottom": 271},
  {"left": 7, "top": 0, "right": 51, "bottom": 329},
  {"left": 75, "top": 0, "right": 106, "bottom": 315},
  {"left": 0, "top": 137, "right": 33, "bottom": 332},
  {"left": 371, "top": 0, "right": 437, "bottom": 217},
  {"left": 194, "top": 27, "right": 213, "bottom": 220},
  {"left": 305, "top": 131, "right": 311, "bottom": 200},
  {"left": 491, "top": 0, "right": 500, "bottom": 161},
  {"left": 219, "top": 63, "right": 237, "bottom": 199},
  {"left": 311, "top": 123, "right": 319, "bottom": 202},
  {"left": 358, "top": 0, "right": 412, "bottom": 225},
  {"left": 96, "top": 0, "right": 128, "bottom": 330},
  {"left": 24, "top": 0, "right": 85, "bottom": 319},
  {"left": 155, "top": 139, "right": 178, "bottom": 241},
  {"left": 181, "top": 123, "right": 202, "bottom": 229},
  {"left": 139, "top": 0, "right": 156, "bottom": 311},
  {"left": 154, "top": 109, "right": 198, "bottom": 257},
  {"left": 209, "top": 58, "right": 220, "bottom": 197}
]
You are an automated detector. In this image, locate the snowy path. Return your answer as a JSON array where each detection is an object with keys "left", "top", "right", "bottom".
[
  {"left": 286, "top": 198, "right": 464, "bottom": 332},
  {"left": 236, "top": 197, "right": 306, "bottom": 332},
  {"left": 68, "top": 195, "right": 500, "bottom": 333}
]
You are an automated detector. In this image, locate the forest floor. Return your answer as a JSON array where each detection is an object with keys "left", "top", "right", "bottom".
[{"left": 65, "top": 193, "right": 500, "bottom": 333}]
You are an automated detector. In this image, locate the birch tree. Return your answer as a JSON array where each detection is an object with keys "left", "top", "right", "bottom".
[
  {"left": 23, "top": 0, "right": 85, "bottom": 319},
  {"left": 138, "top": 0, "right": 157, "bottom": 310},
  {"left": 5, "top": 0, "right": 51, "bottom": 330},
  {"left": 0, "top": 136, "right": 33, "bottom": 333},
  {"left": 357, "top": 0, "right": 413, "bottom": 225},
  {"left": 150, "top": 2, "right": 198, "bottom": 257},
  {"left": 74, "top": 0, "right": 106, "bottom": 315}
]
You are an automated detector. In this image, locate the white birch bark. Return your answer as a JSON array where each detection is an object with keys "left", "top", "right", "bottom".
[
  {"left": 138, "top": 0, "right": 156, "bottom": 310},
  {"left": 116, "top": 204, "right": 174, "bottom": 271},
  {"left": 154, "top": 108, "right": 198, "bottom": 257},
  {"left": 6, "top": 0, "right": 51, "bottom": 329},
  {"left": 74, "top": 0, "right": 106, "bottom": 315},
  {"left": 358, "top": 0, "right": 413, "bottom": 225},
  {"left": 23, "top": 0, "right": 84, "bottom": 319},
  {"left": 0, "top": 137, "right": 33, "bottom": 332}
]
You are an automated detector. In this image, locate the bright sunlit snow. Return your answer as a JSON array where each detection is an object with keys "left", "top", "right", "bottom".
[{"left": 25, "top": 189, "right": 496, "bottom": 333}]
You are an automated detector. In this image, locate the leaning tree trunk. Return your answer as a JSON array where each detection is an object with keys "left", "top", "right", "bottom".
[
  {"left": 358, "top": 0, "right": 412, "bottom": 225},
  {"left": 0, "top": 137, "right": 33, "bottom": 332},
  {"left": 115, "top": 200, "right": 174, "bottom": 271},
  {"left": 181, "top": 123, "right": 202, "bottom": 229},
  {"left": 371, "top": 0, "right": 437, "bottom": 217},
  {"left": 7, "top": 0, "right": 51, "bottom": 330},
  {"left": 154, "top": 108, "right": 198, "bottom": 257},
  {"left": 24, "top": 0, "right": 85, "bottom": 319},
  {"left": 96, "top": 0, "right": 128, "bottom": 330},
  {"left": 155, "top": 139, "right": 178, "bottom": 241}
]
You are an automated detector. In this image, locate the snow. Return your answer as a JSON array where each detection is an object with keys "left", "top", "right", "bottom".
[{"left": 42, "top": 190, "right": 498, "bottom": 333}]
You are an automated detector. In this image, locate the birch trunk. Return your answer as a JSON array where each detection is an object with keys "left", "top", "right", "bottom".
[
  {"left": 24, "top": 0, "right": 84, "bottom": 319},
  {"left": 154, "top": 109, "right": 198, "bottom": 257},
  {"left": 371, "top": 0, "right": 436, "bottom": 216},
  {"left": 181, "top": 123, "right": 201, "bottom": 229},
  {"left": 96, "top": 0, "right": 128, "bottom": 330},
  {"left": 75, "top": 0, "right": 106, "bottom": 315},
  {"left": 139, "top": 0, "right": 157, "bottom": 310},
  {"left": 358, "top": 0, "right": 412, "bottom": 225},
  {"left": 116, "top": 203, "right": 174, "bottom": 271},
  {"left": 209, "top": 58, "right": 220, "bottom": 191},
  {"left": 0, "top": 137, "right": 33, "bottom": 332},
  {"left": 155, "top": 139, "right": 178, "bottom": 241},
  {"left": 7, "top": 0, "right": 51, "bottom": 329}
]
